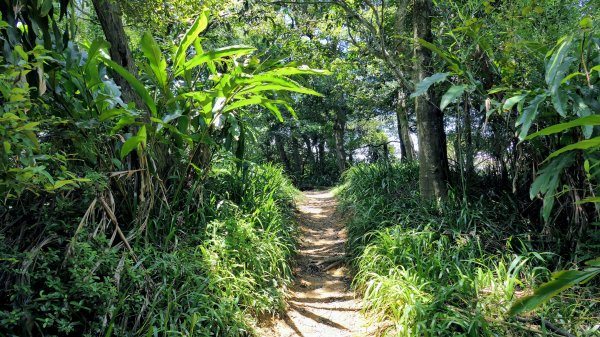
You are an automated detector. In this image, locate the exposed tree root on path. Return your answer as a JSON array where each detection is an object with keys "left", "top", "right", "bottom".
[{"left": 259, "top": 190, "right": 372, "bottom": 337}]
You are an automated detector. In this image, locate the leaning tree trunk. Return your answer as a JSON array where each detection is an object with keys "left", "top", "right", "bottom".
[
  {"left": 396, "top": 90, "right": 415, "bottom": 161},
  {"left": 413, "top": 0, "right": 449, "bottom": 200},
  {"left": 334, "top": 110, "right": 347, "bottom": 172}
]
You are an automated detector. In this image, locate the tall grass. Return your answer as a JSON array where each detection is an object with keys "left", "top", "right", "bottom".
[
  {"left": 0, "top": 161, "right": 298, "bottom": 336},
  {"left": 338, "top": 162, "right": 599, "bottom": 336}
]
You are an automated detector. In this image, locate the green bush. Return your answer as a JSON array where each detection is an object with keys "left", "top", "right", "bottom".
[{"left": 0, "top": 162, "right": 297, "bottom": 336}]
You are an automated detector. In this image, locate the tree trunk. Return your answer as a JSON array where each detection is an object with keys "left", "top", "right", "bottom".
[
  {"left": 274, "top": 134, "right": 292, "bottom": 173},
  {"left": 290, "top": 132, "right": 303, "bottom": 176},
  {"left": 334, "top": 110, "right": 347, "bottom": 172},
  {"left": 317, "top": 137, "right": 325, "bottom": 171},
  {"left": 302, "top": 134, "right": 315, "bottom": 169},
  {"left": 396, "top": 90, "right": 415, "bottom": 161},
  {"left": 91, "top": 0, "right": 145, "bottom": 114},
  {"left": 413, "top": 0, "right": 449, "bottom": 200}
]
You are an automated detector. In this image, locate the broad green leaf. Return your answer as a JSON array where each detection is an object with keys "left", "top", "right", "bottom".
[
  {"left": 517, "top": 94, "right": 547, "bottom": 140},
  {"left": 137, "top": 125, "right": 147, "bottom": 147},
  {"left": 545, "top": 36, "right": 575, "bottom": 117},
  {"left": 576, "top": 197, "right": 600, "bottom": 204},
  {"left": 551, "top": 89, "right": 569, "bottom": 117},
  {"left": 47, "top": 178, "right": 90, "bottom": 191},
  {"left": 410, "top": 73, "right": 449, "bottom": 98},
  {"left": 525, "top": 115, "right": 600, "bottom": 140},
  {"left": 16, "top": 122, "right": 40, "bottom": 131},
  {"left": 176, "top": 45, "right": 256, "bottom": 77},
  {"left": 120, "top": 135, "right": 141, "bottom": 159},
  {"left": 560, "top": 71, "right": 584, "bottom": 84},
  {"left": 509, "top": 267, "right": 600, "bottom": 316},
  {"left": 579, "top": 17, "right": 593, "bottom": 29},
  {"left": 529, "top": 154, "right": 574, "bottom": 221},
  {"left": 440, "top": 85, "right": 466, "bottom": 111},
  {"left": 102, "top": 58, "right": 157, "bottom": 116},
  {"left": 85, "top": 39, "right": 110, "bottom": 71},
  {"left": 488, "top": 86, "right": 510, "bottom": 94},
  {"left": 502, "top": 94, "right": 527, "bottom": 111},
  {"left": 417, "top": 39, "right": 463, "bottom": 74},
  {"left": 141, "top": 32, "right": 168, "bottom": 91},
  {"left": 99, "top": 108, "right": 128, "bottom": 122},
  {"left": 586, "top": 258, "right": 600, "bottom": 267},
  {"left": 545, "top": 136, "right": 600, "bottom": 162},
  {"left": 174, "top": 10, "right": 209, "bottom": 72},
  {"left": 573, "top": 95, "right": 593, "bottom": 138},
  {"left": 545, "top": 35, "right": 574, "bottom": 87}
]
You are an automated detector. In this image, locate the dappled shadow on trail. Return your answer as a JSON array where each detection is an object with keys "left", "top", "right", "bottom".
[{"left": 259, "top": 190, "right": 371, "bottom": 337}]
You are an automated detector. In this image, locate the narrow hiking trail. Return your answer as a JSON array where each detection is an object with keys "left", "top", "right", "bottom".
[{"left": 260, "top": 190, "right": 372, "bottom": 337}]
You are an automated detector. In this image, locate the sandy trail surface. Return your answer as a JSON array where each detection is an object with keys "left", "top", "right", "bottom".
[{"left": 260, "top": 190, "right": 372, "bottom": 337}]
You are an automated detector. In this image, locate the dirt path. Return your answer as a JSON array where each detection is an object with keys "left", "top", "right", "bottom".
[{"left": 260, "top": 190, "right": 371, "bottom": 337}]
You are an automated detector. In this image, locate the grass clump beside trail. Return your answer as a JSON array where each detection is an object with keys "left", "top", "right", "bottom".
[
  {"left": 337, "top": 162, "right": 599, "bottom": 337},
  {"left": 0, "top": 162, "right": 297, "bottom": 337}
]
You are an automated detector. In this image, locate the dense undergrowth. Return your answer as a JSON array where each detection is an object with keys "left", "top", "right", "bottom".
[
  {"left": 338, "top": 162, "right": 599, "bottom": 336},
  {"left": 0, "top": 162, "right": 297, "bottom": 337}
]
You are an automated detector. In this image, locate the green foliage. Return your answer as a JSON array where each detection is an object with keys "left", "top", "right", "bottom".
[
  {"left": 338, "top": 163, "right": 599, "bottom": 336},
  {"left": 510, "top": 258, "right": 600, "bottom": 316},
  {"left": 410, "top": 72, "right": 450, "bottom": 98},
  {"left": 0, "top": 20, "right": 88, "bottom": 199},
  {"left": 0, "top": 8, "right": 318, "bottom": 337},
  {"left": 1, "top": 162, "right": 297, "bottom": 336}
]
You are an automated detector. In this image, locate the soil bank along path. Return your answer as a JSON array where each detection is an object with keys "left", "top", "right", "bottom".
[{"left": 261, "top": 190, "right": 371, "bottom": 337}]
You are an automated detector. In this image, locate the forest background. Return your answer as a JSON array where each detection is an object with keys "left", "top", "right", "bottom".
[{"left": 0, "top": 0, "right": 599, "bottom": 336}]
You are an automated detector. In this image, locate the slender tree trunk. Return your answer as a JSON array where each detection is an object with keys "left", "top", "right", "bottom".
[
  {"left": 274, "top": 134, "right": 292, "bottom": 173},
  {"left": 302, "top": 134, "right": 315, "bottom": 168},
  {"left": 317, "top": 138, "right": 325, "bottom": 171},
  {"left": 396, "top": 90, "right": 415, "bottom": 161},
  {"left": 334, "top": 110, "right": 347, "bottom": 172},
  {"left": 413, "top": 0, "right": 449, "bottom": 200},
  {"left": 290, "top": 132, "right": 303, "bottom": 176},
  {"left": 383, "top": 143, "right": 390, "bottom": 162}
]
